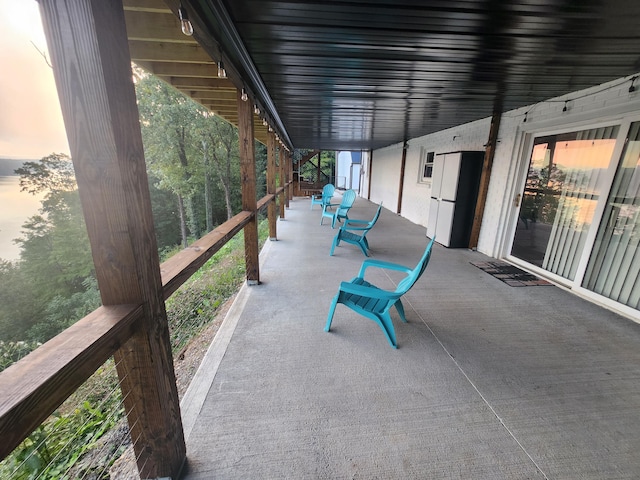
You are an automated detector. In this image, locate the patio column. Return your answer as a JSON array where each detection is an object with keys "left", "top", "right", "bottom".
[
  {"left": 397, "top": 141, "right": 408, "bottom": 214},
  {"left": 238, "top": 88, "right": 260, "bottom": 284},
  {"left": 37, "top": 1, "right": 185, "bottom": 478},
  {"left": 286, "top": 151, "right": 292, "bottom": 207},
  {"left": 279, "top": 145, "right": 286, "bottom": 218},
  {"left": 267, "top": 131, "right": 277, "bottom": 240},
  {"left": 469, "top": 100, "right": 503, "bottom": 249},
  {"left": 367, "top": 149, "right": 373, "bottom": 200}
]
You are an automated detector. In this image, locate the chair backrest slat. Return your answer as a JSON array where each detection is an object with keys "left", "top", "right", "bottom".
[
  {"left": 337, "top": 189, "right": 356, "bottom": 214},
  {"left": 396, "top": 237, "right": 435, "bottom": 294},
  {"left": 322, "top": 184, "right": 335, "bottom": 200}
]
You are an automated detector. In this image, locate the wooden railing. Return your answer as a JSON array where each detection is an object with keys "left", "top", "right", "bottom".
[{"left": 0, "top": 188, "right": 288, "bottom": 462}]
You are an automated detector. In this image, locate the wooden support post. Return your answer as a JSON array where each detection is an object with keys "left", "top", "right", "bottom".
[
  {"left": 317, "top": 150, "right": 322, "bottom": 183},
  {"left": 289, "top": 152, "right": 294, "bottom": 203},
  {"left": 279, "top": 145, "right": 286, "bottom": 218},
  {"left": 285, "top": 151, "right": 291, "bottom": 207},
  {"left": 237, "top": 89, "right": 260, "bottom": 284},
  {"left": 397, "top": 142, "right": 408, "bottom": 214},
  {"left": 37, "top": 1, "right": 185, "bottom": 478},
  {"left": 267, "top": 131, "right": 277, "bottom": 240},
  {"left": 469, "top": 101, "right": 503, "bottom": 249}
]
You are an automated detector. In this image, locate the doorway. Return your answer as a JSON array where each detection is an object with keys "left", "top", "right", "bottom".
[{"left": 511, "top": 126, "right": 619, "bottom": 281}]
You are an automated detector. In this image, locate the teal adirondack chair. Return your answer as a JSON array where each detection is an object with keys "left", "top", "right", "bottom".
[
  {"left": 310, "top": 184, "right": 335, "bottom": 210},
  {"left": 325, "top": 237, "right": 435, "bottom": 348},
  {"left": 330, "top": 203, "right": 382, "bottom": 257},
  {"left": 321, "top": 189, "right": 356, "bottom": 228}
]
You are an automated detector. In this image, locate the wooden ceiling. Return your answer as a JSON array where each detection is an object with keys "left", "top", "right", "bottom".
[
  {"left": 123, "top": 0, "right": 273, "bottom": 146},
  {"left": 124, "top": 0, "right": 640, "bottom": 151}
]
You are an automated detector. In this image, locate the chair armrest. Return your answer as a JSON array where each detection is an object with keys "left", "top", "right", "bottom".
[
  {"left": 358, "top": 259, "right": 412, "bottom": 277},
  {"left": 339, "top": 281, "right": 398, "bottom": 300}
]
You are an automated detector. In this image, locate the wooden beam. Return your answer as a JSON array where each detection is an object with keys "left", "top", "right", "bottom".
[
  {"left": 267, "top": 131, "right": 277, "bottom": 239},
  {"left": 168, "top": 77, "right": 235, "bottom": 90},
  {"left": 257, "top": 193, "right": 276, "bottom": 211},
  {"left": 469, "top": 101, "right": 503, "bottom": 249},
  {"left": 290, "top": 153, "right": 294, "bottom": 202},
  {"left": 38, "top": 1, "right": 185, "bottom": 477},
  {"left": 122, "top": 0, "right": 171, "bottom": 13},
  {"left": 279, "top": 146, "right": 286, "bottom": 218},
  {"left": 238, "top": 88, "right": 260, "bottom": 284},
  {"left": 136, "top": 61, "right": 220, "bottom": 78},
  {"left": 397, "top": 142, "right": 408, "bottom": 214},
  {"left": 160, "top": 211, "right": 253, "bottom": 298},
  {"left": 124, "top": 10, "right": 193, "bottom": 43},
  {"left": 0, "top": 304, "right": 142, "bottom": 460},
  {"left": 128, "top": 39, "right": 212, "bottom": 63}
]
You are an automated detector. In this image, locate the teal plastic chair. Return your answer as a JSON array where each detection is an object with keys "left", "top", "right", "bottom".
[
  {"left": 330, "top": 203, "right": 382, "bottom": 257},
  {"left": 310, "top": 184, "right": 335, "bottom": 210},
  {"left": 325, "top": 237, "right": 435, "bottom": 348},
  {"left": 321, "top": 189, "right": 356, "bottom": 228}
]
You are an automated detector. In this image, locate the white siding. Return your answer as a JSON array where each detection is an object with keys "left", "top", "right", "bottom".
[
  {"left": 370, "top": 73, "right": 640, "bottom": 258},
  {"left": 369, "top": 144, "right": 403, "bottom": 210}
]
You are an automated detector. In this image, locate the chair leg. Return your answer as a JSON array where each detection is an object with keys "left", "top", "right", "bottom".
[
  {"left": 394, "top": 299, "right": 407, "bottom": 323},
  {"left": 376, "top": 313, "right": 397, "bottom": 348},
  {"left": 330, "top": 233, "right": 340, "bottom": 255},
  {"left": 356, "top": 239, "right": 369, "bottom": 257},
  {"left": 324, "top": 295, "right": 339, "bottom": 332}
]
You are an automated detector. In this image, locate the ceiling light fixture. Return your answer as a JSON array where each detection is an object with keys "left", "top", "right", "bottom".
[
  {"left": 241, "top": 88, "right": 248, "bottom": 102},
  {"left": 629, "top": 76, "right": 637, "bottom": 93},
  {"left": 254, "top": 105, "right": 260, "bottom": 115},
  {"left": 178, "top": 4, "right": 193, "bottom": 36},
  {"left": 562, "top": 101, "right": 568, "bottom": 112}
]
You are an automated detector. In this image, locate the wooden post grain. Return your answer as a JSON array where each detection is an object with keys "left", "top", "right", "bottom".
[
  {"left": 279, "top": 145, "right": 286, "bottom": 218},
  {"left": 37, "top": 1, "right": 185, "bottom": 477},
  {"left": 288, "top": 152, "right": 294, "bottom": 203},
  {"left": 469, "top": 102, "right": 503, "bottom": 249},
  {"left": 238, "top": 89, "right": 260, "bottom": 284},
  {"left": 267, "top": 131, "right": 277, "bottom": 239}
]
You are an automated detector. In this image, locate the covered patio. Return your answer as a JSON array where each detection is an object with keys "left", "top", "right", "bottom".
[
  {"left": 3, "top": 1, "right": 640, "bottom": 478},
  {"left": 179, "top": 196, "right": 640, "bottom": 479}
]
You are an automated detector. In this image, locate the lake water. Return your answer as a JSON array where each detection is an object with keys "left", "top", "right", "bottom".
[{"left": 0, "top": 175, "right": 43, "bottom": 261}]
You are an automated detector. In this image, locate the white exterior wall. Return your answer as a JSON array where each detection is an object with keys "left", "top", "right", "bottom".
[
  {"left": 370, "top": 74, "right": 640, "bottom": 258},
  {"left": 336, "top": 151, "right": 351, "bottom": 189},
  {"left": 368, "top": 143, "right": 404, "bottom": 212},
  {"left": 400, "top": 118, "right": 491, "bottom": 230}
]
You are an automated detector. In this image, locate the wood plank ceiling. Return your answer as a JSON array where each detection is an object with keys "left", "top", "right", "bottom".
[
  {"left": 124, "top": 0, "right": 640, "bottom": 151},
  {"left": 123, "top": 0, "right": 272, "bottom": 146}
]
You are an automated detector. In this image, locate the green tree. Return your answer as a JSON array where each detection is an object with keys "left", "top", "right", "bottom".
[
  {"left": 0, "top": 154, "right": 98, "bottom": 342},
  {"left": 136, "top": 72, "right": 203, "bottom": 247}
]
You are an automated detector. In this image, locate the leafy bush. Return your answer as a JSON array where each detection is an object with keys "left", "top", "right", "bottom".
[{"left": 0, "top": 340, "right": 42, "bottom": 372}]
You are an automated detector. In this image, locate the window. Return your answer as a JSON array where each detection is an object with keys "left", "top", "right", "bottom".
[{"left": 418, "top": 148, "right": 434, "bottom": 184}]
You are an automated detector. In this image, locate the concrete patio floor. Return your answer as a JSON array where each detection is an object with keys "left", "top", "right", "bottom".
[{"left": 179, "top": 194, "right": 640, "bottom": 479}]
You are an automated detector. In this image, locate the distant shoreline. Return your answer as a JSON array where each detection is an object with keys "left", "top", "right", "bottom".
[{"left": 0, "top": 158, "right": 31, "bottom": 177}]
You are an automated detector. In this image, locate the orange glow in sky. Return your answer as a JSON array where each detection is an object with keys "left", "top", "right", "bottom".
[{"left": 0, "top": 0, "right": 69, "bottom": 159}]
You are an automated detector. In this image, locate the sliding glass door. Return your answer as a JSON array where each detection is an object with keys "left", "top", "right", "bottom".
[
  {"left": 511, "top": 126, "right": 619, "bottom": 281},
  {"left": 583, "top": 122, "right": 640, "bottom": 309}
]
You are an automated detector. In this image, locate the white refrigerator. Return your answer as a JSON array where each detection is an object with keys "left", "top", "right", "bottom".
[{"left": 427, "top": 151, "right": 483, "bottom": 248}]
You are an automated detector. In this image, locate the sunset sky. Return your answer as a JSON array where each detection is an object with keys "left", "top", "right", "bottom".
[{"left": 0, "top": 0, "right": 69, "bottom": 160}]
